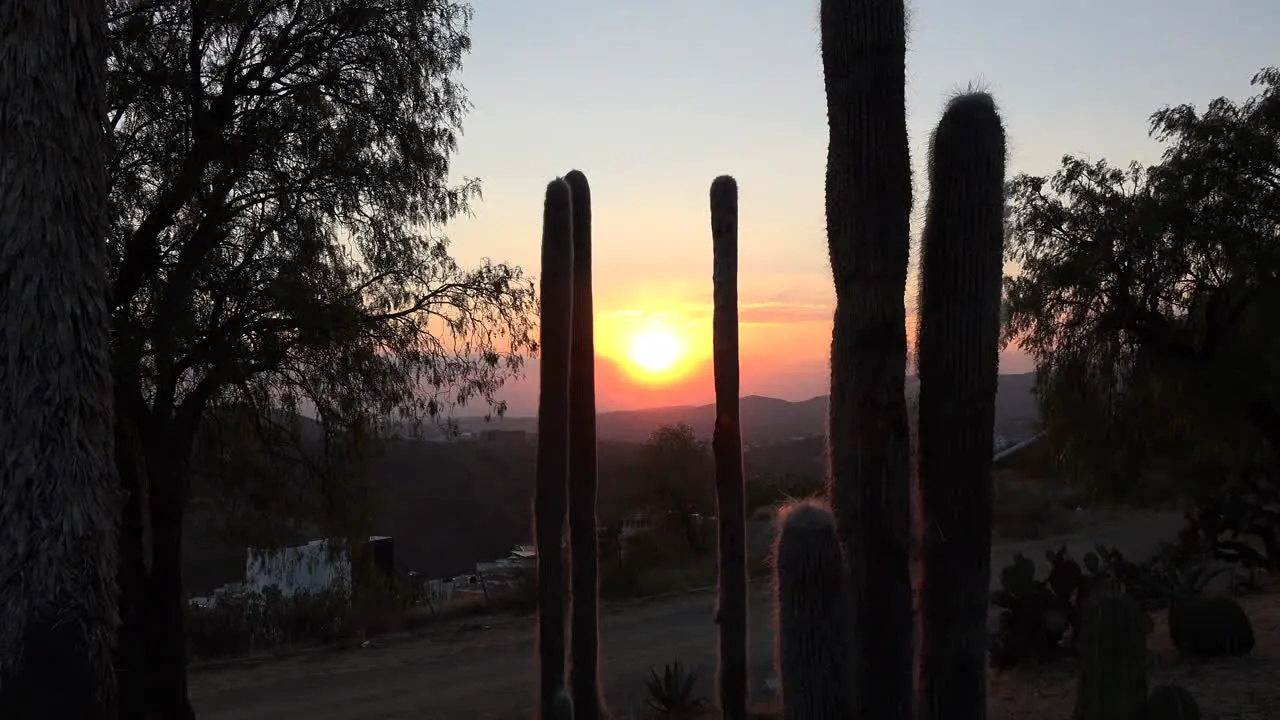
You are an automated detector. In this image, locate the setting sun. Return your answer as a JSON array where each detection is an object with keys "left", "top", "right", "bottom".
[
  {"left": 595, "top": 308, "right": 708, "bottom": 387},
  {"left": 627, "top": 328, "right": 684, "bottom": 374}
]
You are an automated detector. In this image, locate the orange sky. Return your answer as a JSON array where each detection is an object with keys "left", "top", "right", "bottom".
[
  {"left": 430, "top": 1, "right": 1274, "bottom": 418},
  {"left": 486, "top": 307, "right": 1035, "bottom": 416}
]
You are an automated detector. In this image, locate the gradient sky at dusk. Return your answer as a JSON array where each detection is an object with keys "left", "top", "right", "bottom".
[{"left": 440, "top": 0, "right": 1279, "bottom": 416}]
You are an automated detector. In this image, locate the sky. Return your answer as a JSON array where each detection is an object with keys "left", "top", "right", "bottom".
[{"left": 437, "top": 0, "right": 1279, "bottom": 417}]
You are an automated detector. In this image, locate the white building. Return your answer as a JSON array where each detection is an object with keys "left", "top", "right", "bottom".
[{"left": 244, "top": 535, "right": 393, "bottom": 597}]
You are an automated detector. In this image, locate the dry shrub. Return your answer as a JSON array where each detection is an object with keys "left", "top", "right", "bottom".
[
  {"left": 992, "top": 472, "right": 1074, "bottom": 540},
  {"left": 186, "top": 587, "right": 357, "bottom": 660}
]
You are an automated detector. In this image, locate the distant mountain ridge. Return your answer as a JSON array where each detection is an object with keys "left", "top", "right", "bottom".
[{"left": 452, "top": 372, "right": 1039, "bottom": 445}]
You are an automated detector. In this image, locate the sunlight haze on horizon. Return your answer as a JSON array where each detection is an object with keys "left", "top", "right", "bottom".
[{"left": 440, "top": 0, "right": 1279, "bottom": 417}]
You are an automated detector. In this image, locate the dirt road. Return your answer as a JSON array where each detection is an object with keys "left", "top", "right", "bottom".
[{"left": 190, "top": 511, "right": 1184, "bottom": 720}]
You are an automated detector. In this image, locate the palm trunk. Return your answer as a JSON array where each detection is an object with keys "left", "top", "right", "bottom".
[{"left": 0, "top": 0, "right": 119, "bottom": 717}]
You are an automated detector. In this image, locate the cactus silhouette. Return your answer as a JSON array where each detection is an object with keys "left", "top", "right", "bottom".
[
  {"left": 772, "top": 500, "right": 855, "bottom": 720},
  {"left": 552, "top": 688, "right": 576, "bottom": 720},
  {"left": 534, "top": 177, "right": 574, "bottom": 719},
  {"left": 915, "top": 92, "right": 1008, "bottom": 718},
  {"left": 563, "top": 169, "right": 607, "bottom": 720},
  {"left": 1146, "top": 684, "right": 1200, "bottom": 720},
  {"left": 1073, "top": 586, "right": 1149, "bottom": 720},
  {"left": 818, "top": 0, "right": 914, "bottom": 716},
  {"left": 710, "top": 175, "right": 748, "bottom": 719}
]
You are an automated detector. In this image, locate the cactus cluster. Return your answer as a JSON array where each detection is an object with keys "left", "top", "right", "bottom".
[
  {"left": 533, "top": 172, "right": 605, "bottom": 720},
  {"left": 803, "top": 0, "right": 1007, "bottom": 717},
  {"left": 530, "top": 1, "right": 1012, "bottom": 717},
  {"left": 1070, "top": 584, "right": 1205, "bottom": 720}
]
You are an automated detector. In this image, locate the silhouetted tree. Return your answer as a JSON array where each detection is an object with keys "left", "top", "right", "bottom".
[
  {"left": 0, "top": 0, "right": 120, "bottom": 717},
  {"left": 1004, "top": 68, "right": 1280, "bottom": 496},
  {"left": 624, "top": 423, "right": 716, "bottom": 554},
  {"left": 103, "top": 1, "right": 535, "bottom": 716}
]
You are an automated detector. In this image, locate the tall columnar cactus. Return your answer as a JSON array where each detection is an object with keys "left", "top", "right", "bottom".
[
  {"left": 534, "top": 177, "right": 574, "bottom": 719},
  {"left": 772, "top": 500, "right": 855, "bottom": 720},
  {"left": 709, "top": 175, "right": 749, "bottom": 719},
  {"left": 563, "top": 169, "right": 606, "bottom": 720},
  {"left": 818, "top": 0, "right": 914, "bottom": 716},
  {"left": 1073, "top": 586, "right": 1149, "bottom": 720},
  {"left": 915, "top": 92, "right": 1008, "bottom": 718}
]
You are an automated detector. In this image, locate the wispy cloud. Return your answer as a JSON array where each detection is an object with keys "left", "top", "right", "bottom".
[
  {"left": 653, "top": 301, "right": 833, "bottom": 325},
  {"left": 738, "top": 302, "right": 831, "bottom": 324}
]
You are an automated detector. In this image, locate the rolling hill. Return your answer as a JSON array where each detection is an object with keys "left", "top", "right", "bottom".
[{"left": 453, "top": 372, "right": 1039, "bottom": 445}]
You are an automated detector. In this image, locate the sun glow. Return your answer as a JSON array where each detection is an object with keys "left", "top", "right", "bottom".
[
  {"left": 627, "top": 327, "right": 684, "bottom": 374},
  {"left": 596, "top": 307, "right": 708, "bottom": 386}
]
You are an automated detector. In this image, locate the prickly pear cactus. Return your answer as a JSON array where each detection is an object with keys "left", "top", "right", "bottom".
[
  {"left": 1073, "top": 586, "right": 1148, "bottom": 720},
  {"left": 772, "top": 500, "right": 854, "bottom": 719}
]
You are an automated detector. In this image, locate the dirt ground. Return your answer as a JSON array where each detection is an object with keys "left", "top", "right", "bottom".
[
  {"left": 189, "top": 510, "right": 1190, "bottom": 720},
  {"left": 984, "top": 587, "right": 1280, "bottom": 720}
]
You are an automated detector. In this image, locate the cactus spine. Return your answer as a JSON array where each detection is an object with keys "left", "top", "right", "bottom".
[
  {"left": 914, "top": 92, "right": 1008, "bottom": 718},
  {"left": 818, "top": 0, "right": 914, "bottom": 716},
  {"left": 772, "top": 500, "right": 855, "bottom": 720},
  {"left": 709, "top": 175, "right": 749, "bottom": 719},
  {"left": 1073, "top": 587, "right": 1149, "bottom": 720},
  {"left": 563, "top": 170, "right": 606, "bottom": 720},
  {"left": 534, "top": 178, "right": 574, "bottom": 719}
]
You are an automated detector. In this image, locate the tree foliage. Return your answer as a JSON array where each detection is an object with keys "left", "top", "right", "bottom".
[
  {"left": 107, "top": 0, "right": 535, "bottom": 441},
  {"left": 102, "top": 1, "right": 536, "bottom": 715},
  {"left": 619, "top": 423, "right": 716, "bottom": 553},
  {"left": 1003, "top": 68, "right": 1280, "bottom": 495}
]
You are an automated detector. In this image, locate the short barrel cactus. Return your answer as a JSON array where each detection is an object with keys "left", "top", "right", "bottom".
[
  {"left": 1146, "top": 684, "right": 1200, "bottom": 720},
  {"left": 1073, "top": 586, "right": 1148, "bottom": 720},
  {"left": 1167, "top": 596, "right": 1255, "bottom": 658},
  {"left": 772, "top": 499, "right": 854, "bottom": 719}
]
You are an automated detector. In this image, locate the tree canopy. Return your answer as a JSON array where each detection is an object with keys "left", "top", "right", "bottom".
[
  {"left": 1003, "top": 67, "right": 1280, "bottom": 495},
  {"left": 102, "top": 2, "right": 536, "bottom": 716},
  {"left": 614, "top": 423, "right": 716, "bottom": 553},
  {"left": 107, "top": 0, "right": 535, "bottom": 443}
]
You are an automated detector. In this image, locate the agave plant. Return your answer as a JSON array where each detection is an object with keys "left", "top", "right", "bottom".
[
  {"left": 1164, "top": 561, "right": 1231, "bottom": 600},
  {"left": 643, "top": 660, "right": 706, "bottom": 719}
]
